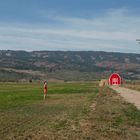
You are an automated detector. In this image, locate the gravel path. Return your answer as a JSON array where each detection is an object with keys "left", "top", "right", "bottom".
[{"left": 110, "top": 86, "right": 140, "bottom": 110}]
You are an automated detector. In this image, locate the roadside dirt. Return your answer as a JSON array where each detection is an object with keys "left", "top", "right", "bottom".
[{"left": 110, "top": 86, "right": 140, "bottom": 110}]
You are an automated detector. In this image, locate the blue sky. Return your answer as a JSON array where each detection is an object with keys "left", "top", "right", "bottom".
[{"left": 0, "top": 0, "right": 140, "bottom": 53}]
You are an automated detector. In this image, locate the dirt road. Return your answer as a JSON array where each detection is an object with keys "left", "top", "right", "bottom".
[{"left": 110, "top": 86, "right": 140, "bottom": 110}]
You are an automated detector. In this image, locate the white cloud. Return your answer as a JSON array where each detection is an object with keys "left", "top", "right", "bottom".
[{"left": 0, "top": 7, "right": 140, "bottom": 53}]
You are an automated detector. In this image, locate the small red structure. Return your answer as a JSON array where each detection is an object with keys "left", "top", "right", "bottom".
[{"left": 109, "top": 73, "right": 121, "bottom": 86}]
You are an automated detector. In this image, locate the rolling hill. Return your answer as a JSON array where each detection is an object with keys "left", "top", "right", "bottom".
[{"left": 0, "top": 50, "right": 140, "bottom": 81}]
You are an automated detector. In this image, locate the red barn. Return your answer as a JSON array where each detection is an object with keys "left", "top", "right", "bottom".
[{"left": 109, "top": 73, "right": 121, "bottom": 86}]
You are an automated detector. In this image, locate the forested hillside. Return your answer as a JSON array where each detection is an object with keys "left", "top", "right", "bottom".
[{"left": 0, "top": 50, "right": 140, "bottom": 81}]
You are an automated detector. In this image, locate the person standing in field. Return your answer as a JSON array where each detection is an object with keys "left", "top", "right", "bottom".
[{"left": 43, "top": 81, "right": 48, "bottom": 100}]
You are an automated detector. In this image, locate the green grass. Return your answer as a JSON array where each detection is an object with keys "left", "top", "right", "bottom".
[
  {"left": 0, "top": 82, "right": 97, "bottom": 140},
  {"left": 0, "top": 82, "right": 140, "bottom": 140}
]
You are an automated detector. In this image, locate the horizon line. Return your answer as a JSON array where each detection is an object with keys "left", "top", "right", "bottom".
[{"left": 0, "top": 49, "right": 140, "bottom": 54}]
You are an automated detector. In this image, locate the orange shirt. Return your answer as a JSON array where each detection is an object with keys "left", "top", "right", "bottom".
[{"left": 44, "top": 85, "right": 48, "bottom": 94}]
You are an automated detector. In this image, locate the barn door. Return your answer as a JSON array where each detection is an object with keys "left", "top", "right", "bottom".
[{"left": 112, "top": 78, "right": 118, "bottom": 85}]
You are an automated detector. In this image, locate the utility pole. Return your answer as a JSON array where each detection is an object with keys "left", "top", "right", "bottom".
[
  {"left": 136, "top": 39, "right": 140, "bottom": 82},
  {"left": 136, "top": 39, "right": 140, "bottom": 44}
]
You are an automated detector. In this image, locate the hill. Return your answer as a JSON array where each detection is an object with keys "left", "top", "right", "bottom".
[{"left": 0, "top": 50, "right": 140, "bottom": 81}]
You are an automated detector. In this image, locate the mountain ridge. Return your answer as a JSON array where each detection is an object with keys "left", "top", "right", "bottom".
[{"left": 0, "top": 50, "right": 140, "bottom": 81}]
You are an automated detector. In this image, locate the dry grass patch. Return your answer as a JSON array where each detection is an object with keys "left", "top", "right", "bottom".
[
  {"left": 123, "top": 81, "right": 140, "bottom": 91},
  {"left": 0, "top": 83, "right": 140, "bottom": 140}
]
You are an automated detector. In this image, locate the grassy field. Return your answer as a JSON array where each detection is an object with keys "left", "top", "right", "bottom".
[
  {"left": 0, "top": 82, "right": 140, "bottom": 140},
  {"left": 123, "top": 81, "right": 140, "bottom": 91}
]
